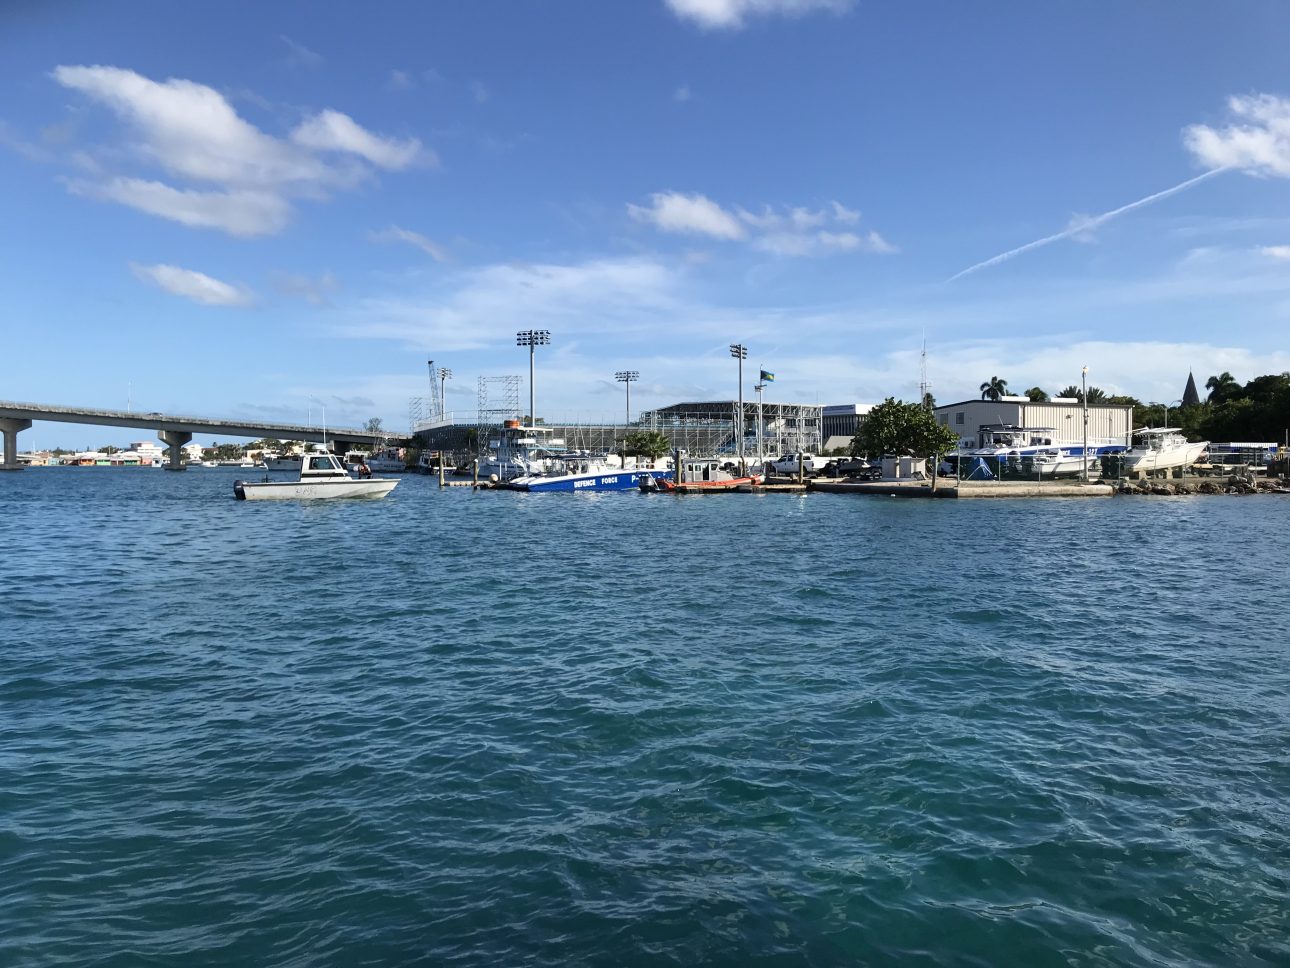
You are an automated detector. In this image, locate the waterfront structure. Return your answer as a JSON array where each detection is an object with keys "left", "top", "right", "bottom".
[
  {"left": 822, "top": 404, "right": 876, "bottom": 451},
  {"left": 934, "top": 396, "right": 1132, "bottom": 453},
  {"left": 411, "top": 399, "right": 823, "bottom": 462}
]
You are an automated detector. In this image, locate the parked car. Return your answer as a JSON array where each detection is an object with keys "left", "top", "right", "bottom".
[{"left": 768, "top": 452, "right": 833, "bottom": 476}]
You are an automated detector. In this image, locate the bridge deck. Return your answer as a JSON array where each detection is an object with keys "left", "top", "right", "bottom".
[{"left": 0, "top": 400, "right": 393, "bottom": 445}]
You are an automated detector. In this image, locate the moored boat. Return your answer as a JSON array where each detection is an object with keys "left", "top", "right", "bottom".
[
  {"left": 644, "top": 457, "right": 760, "bottom": 493},
  {"left": 508, "top": 454, "right": 672, "bottom": 492},
  {"left": 234, "top": 452, "right": 398, "bottom": 501}
]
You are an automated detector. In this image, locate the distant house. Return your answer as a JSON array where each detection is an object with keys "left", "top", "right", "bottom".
[{"left": 933, "top": 396, "right": 1133, "bottom": 452}]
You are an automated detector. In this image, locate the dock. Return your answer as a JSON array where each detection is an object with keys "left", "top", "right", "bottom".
[{"left": 809, "top": 478, "right": 1115, "bottom": 498}]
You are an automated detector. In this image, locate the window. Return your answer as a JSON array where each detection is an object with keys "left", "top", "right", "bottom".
[
  {"left": 310, "top": 456, "right": 332, "bottom": 470},
  {"left": 955, "top": 412, "right": 965, "bottom": 425}
]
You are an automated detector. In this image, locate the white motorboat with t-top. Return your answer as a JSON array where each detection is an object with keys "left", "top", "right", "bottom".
[
  {"left": 1122, "top": 428, "right": 1208, "bottom": 474},
  {"left": 234, "top": 452, "right": 398, "bottom": 501},
  {"left": 950, "top": 425, "right": 1099, "bottom": 479}
]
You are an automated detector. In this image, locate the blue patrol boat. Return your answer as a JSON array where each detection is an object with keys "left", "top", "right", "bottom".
[{"left": 507, "top": 456, "right": 673, "bottom": 492}]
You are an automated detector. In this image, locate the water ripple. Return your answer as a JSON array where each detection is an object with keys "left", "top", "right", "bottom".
[{"left": 2, "top": 471, "right": 1289, "bottom": 965}]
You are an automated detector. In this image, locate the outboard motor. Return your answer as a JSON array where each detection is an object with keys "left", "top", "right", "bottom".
[{"left": 233, "top": 480, "right": 246, "bottom": 500}]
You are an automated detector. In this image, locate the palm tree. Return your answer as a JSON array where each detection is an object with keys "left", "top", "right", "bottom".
[
  {"left": 979, "top": 376, "right": 1009, "bottom": 401},
  {"left": 1085, "top": 386, "right": 1107, "bottom": 403},
  {"left": 1024, "top": 387, "right": 1048, "bottom": 402},
  {"left": 1205, "top": 371, "right": 1240, "bottom": 404}
]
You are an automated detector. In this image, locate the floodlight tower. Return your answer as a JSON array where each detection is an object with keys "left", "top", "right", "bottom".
[
  {"left": 730, "top": 343, "right": 748, "bottom": 470},
  {"left": 615, "top": 370, "right": 639, "bottom": 426},
  {"left": 516, "top": 330, "right": 551, "bottom": 424},
  {"left": 438, "top": 367, "right": 452, "bottom": 419}
]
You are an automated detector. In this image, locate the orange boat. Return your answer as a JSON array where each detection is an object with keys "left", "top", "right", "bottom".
[{"left": 643, "top": 457, "right": 760, "bottom": 493}]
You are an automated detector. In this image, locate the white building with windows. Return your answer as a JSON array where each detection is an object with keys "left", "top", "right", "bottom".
[{"left": 934, "top": 396, "right": 1133, "bottom": 453}]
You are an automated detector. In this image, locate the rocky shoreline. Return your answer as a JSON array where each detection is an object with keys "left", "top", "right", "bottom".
[{"left": 1115, "top": 476, "right": 1290, "bottom": 496}]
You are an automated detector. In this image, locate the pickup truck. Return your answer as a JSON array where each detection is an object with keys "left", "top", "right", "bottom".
[{"left": 767, "top": 453, "right": 833, "bottom": 476}]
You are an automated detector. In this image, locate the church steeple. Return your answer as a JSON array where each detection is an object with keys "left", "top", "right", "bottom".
[{"left": 1182, "top": 370, "right": 1201, "bottom": 407}]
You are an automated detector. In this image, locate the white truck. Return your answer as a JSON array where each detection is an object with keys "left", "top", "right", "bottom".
[{"left": 767, "top": 452, "right": 832, "bottom": 476}]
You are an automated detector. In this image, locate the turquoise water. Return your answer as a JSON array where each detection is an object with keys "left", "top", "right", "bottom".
[{"left": 3, "top": 468, "right": 1289, "bottom": 966}]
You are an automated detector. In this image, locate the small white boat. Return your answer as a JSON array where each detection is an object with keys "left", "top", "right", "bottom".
[
  {"left": 234, "top": 452, "right": 398, "bottom": 501},
  {"left": 1122, "top": 428, "right": 1208, "bottom": 474},
  {"left": 366, "top": 447, "right": 407, "bottom": 473}
]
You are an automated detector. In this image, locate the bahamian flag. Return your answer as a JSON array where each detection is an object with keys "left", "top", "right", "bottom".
[{"left": 760, "top": 369, "right": 775, "bottom": 382}]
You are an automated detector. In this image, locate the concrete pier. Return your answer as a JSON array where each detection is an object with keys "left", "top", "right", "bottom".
[
  {"left": 809, "top": 478, "right": 1114, "bottom": 498},
  {"left": 0, "top": 418, "right": 32, "bottom": 470}
]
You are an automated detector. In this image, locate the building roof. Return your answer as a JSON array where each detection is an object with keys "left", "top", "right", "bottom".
[
  {"left": 934, "top": 397, "right": 1133, "bottom": 410},
  {"left": 1182, "top": 371, "right": 1201, "bottom": 407}
]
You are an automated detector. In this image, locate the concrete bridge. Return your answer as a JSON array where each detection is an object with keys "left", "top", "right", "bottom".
[{"left": 0, "top": 400, "right": 399, "bottom": 470}]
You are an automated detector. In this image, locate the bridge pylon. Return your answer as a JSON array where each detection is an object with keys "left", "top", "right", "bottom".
[
  {"left": 0, "top": 418, "right": 31, "bottom": 470},
  {"left": 157, "top": 429, "right": 193, "bottom": 471}
]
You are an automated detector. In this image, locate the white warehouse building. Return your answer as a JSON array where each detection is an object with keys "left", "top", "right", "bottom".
[{"left": 934, "top": 396, "right": 1134, "bottom": 453}]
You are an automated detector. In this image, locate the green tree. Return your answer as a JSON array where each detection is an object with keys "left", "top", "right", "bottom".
[
  {"left": 1024, "top": 387, "right": 1048, "bottom": 402},
  {"left": 1205, "top": 371, "right": 1240, "bottom": 404},
  {"left": 979, "top": 376, "right": 1009, "bottom": 401},
  {"left": 1085, "top": 386, "right": 1107, "bottom": 404},
  {"left": 852, "top": 398, "right": 958, "bottom": 458},
  {"left": 1057, "top": 385, "right": 1081, "bottom": 399},
  {"left": 624, "top": 429, "right": 671, "bottom": 460},
  {"left": 921, "top": 391, "right": 936, "bottom": 410},
  {"left": 364, "top": 417, "right": 384, "bottom": 435}
]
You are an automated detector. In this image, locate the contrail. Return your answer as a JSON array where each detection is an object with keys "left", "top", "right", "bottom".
[{"left": 947, "top": 168, "right": 1226, "bottom": 282}]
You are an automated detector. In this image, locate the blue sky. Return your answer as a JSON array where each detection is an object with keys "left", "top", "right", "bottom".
[{"left": 4, "top": 0, "right": 1290, "bottom": 446}]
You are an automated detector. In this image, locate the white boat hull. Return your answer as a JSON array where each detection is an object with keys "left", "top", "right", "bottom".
[
  {"left": 1123, "top": 440, "right": 1208, "bottom": 472},
  {"left": 235, "top": 478, "right": 399, "bottom": 500}
]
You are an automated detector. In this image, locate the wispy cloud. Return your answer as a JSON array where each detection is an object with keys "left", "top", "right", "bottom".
[
  {"left": 665, "top": 0, "right": 854, "bottom": 30},
  {"left": 131, "top": 262, "right": 253, "bottom": 306},
  {"left": 947, "top": 169, "right": 1224, "bottom": 282},
  {"left": 272, "top": 270, "right": 339, "bottom": 306},
  {"left": 629, "top": 191, "right": 894, "bottom": 255},
  {"left": 674, "top": 85, "right": 692, "bottom": 103},
  {"left": 70, "top": 177, "right": 291, "bottom": 236},
  {"left": 280, "top": 35, "right": 324, "bottom": 69},
  {"left": 50, "top": 64, "right": 429, "bottom": 235},
  {"left": 388, "top": 69, "right": 414, "bottom": 92},
  {"left": 291, "top": 109, "right": 429, "bottom": 169},
  {"left": 369, "top": 225, "right": 450, "bottom": 262},
  {"left": 335, "top": 257, "right": 684, "bottom": 351}
]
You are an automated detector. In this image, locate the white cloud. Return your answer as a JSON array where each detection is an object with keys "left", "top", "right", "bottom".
[
  {"left": 629, "top": 191, "right": 747, "bottom": 239},
  {"left": 49, "top": 64, "right": 429, "bottom": 235},
  {"left": 674, "top": 85, "right": 692, "bottom": 102},
  {"left": 665, "top": 0, "right": 853, "bottom": 30},
  {"left": 631, "top": 192, "right": 893, "bottom": 256},
  {"left": 131, "top": 262, "right": 252, "bottom": 306},
  {"left": 291, "top": 109, "right": 427, "bottom": 169},
  {"left": 388, "top": 69, "right": 413, "bottom": 91},
  {"left": 1261, "top": 245, "right": 1290, "bottom": 261},
  {"left": 1185, "top": 94, "right": 1290, "bottom": 177},
  {"left": 69, "top": 176, "right": 291, "bottom": 236},
  {"left": 369, "top": 225, "right": 450, "bottom": 262},
  {"left": 469, "top": 80, "right": 490, "bottom": 104}
]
